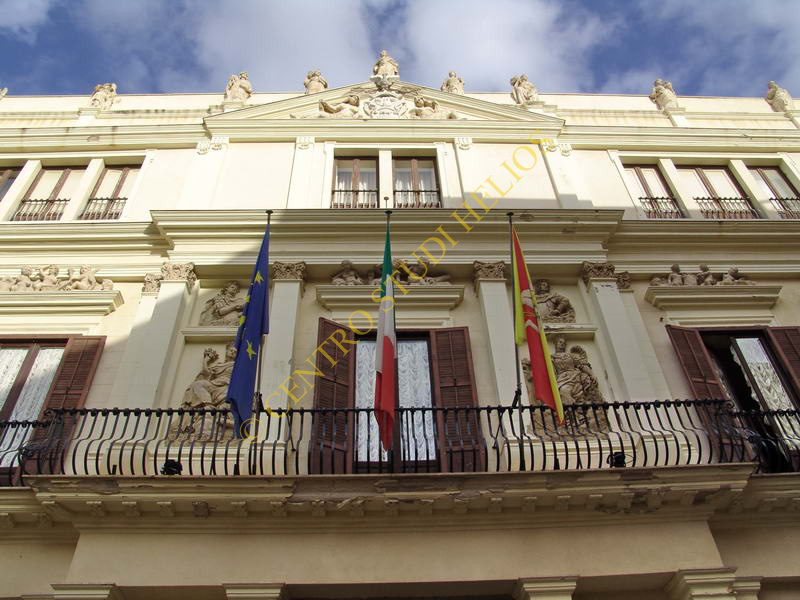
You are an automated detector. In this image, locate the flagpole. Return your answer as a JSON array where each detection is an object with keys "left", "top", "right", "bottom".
[
  {"left": 385, "top": 208, "right": 401, "bottom": 472},
  {"left": 507, "top": 212, "right": 522, "bottom": 407},
  {"left": 250, "top": 210, "right": 271, "bottom": 451}
]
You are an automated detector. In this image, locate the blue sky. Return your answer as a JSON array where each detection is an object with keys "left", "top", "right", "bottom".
[{"left": 1, "top": 0, "right": 799, "bottom": 98}]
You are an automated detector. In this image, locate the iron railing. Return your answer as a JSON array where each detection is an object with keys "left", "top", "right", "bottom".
[
  {"left": 638, "top": 197, "right": 684, "bottom": 219},
  {"left": 769, "top": 197, "right": 800, "bottom": 219},
  {"left": 79, "top": 197, "right": 126, "bottom": 220},
  {"left": 393, "top": 190, "right": 441, "bottom": 209},
  {"left": 331, "top": 190, "right": 379, "bottom": 209},
  {"left": 10, "top": 199, "right": 68, "bottom": 221},
  {"left": 695, "top": 197, "right": 760, "bottom": 219},
  {"left": 2, "top": 401, "right": 798, "bottom": 485}
]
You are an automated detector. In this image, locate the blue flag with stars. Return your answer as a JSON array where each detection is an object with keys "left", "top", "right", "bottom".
[{"left": 227, "top": 224, "right": 270, "bottom": 438}]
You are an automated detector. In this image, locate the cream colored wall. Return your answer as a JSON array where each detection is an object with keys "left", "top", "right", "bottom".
[
  {"left": 0, "top": 540, "right": 75, "bottom": 597},
  {"left": 570, "top": 150, "right": 637, "bottom": 215},
  {"left": 129, "top": 149, "right": 195, "bottom": 216},
  {"left": 712, "top": 525, "right": 800, "bottom": 579},
  {"left": 212, "top": 143, "right": 295, "bottom": 210}
]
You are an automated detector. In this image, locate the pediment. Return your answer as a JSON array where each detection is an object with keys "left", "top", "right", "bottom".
[{"left": 205, "top": 80, "right": 564, "bottom": 125}]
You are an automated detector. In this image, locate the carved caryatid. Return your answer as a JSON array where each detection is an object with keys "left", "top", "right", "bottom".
[
  {"left": 331, "top": 260, "right": 364, "bottom": 286},
  {"left": 224, "top": 72, "right": 252, "bottom": 103},
  {"left": 534, "top": 279, "right": 575, "bottom": 323},
  {"left": 440, "top": 71, "right": 464, "bottom": 95},
  {"left": 304, "top": 69, "right": 328, "bottom": 95},
  {"left": 0, "top": 265, "right": 113, "bottom": 292},
  {"left": 172, "top": 345, "right": 237, "bottom": 441},
  {"left": 510, "top": 74, "right": 538, "bottom": 106},
  {"left": 650, "top": 265, "right": 755, "bottom": 287},
  {"left": 649, "top": 78, "right": 679, "bottom": 110},
  {"left": 199, "top": 281, "right": 246, "bottom": 326},
  {"left": 90, "top": 82, "right": 117, "bottom": 110},
  {"left": 373, "top": 50, "right": 399, "bottom": 77},
  {"left": 272, "top": 261, "right": 307, "bottom": 281},
  {"left": 472, "top": 260, "right": 505, "bottom": 281},
  {"left": 766, "top": 81, "right": 794, "bottom": 113}
]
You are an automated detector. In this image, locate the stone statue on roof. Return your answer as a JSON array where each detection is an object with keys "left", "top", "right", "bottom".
[
  {"left": 304, "top": 70, "right": 328, "bottom": 95},
  {"left": 649, "top": 78, "right": 678, "bottom": 110},
  {"left": 765, "top": 81, "right": 793, "bottom": 112},
  {"left": 224, "top": 72, "right": 252, "bottom": 103},
  {"left": 441, "top": 71, "right": 464, "bottom": 95},
  {"left": 373, "top": 50, "right": 399, "bottom": 77},
  {"left": 510, "top": 74, "right": 538, "bottom": 106}
]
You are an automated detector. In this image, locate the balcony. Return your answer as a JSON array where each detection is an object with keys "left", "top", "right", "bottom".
[
  {"left": 637, "top": 196, "right": 684, "bottom": 219},
  {"left": 770, "top": 197, "right": 800, "bottom": 219},
  {"left": 10, "top": 199, "right": 68, "bottom": 221},
  {"left": 331, "top": 190, "right": 379, "bottom": 209},
  {"left": 393, "top": 189, "right": 441, "bottom": 209},
  {"left": 695, "top": 197, "right": 760, "bottom": 219},
  {"left": 331, "top": 190, "right": 441, "bottom": 209},
  {"left": 2, "top": 400, "right": 798, "bottom": 486},
  {"left": 79, "top": 197, "right": 126, "bottom": 220}
]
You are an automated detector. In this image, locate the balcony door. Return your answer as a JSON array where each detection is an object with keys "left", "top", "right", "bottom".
[{"left": 332, "top": 158, "right": 378, "bottom": 209}]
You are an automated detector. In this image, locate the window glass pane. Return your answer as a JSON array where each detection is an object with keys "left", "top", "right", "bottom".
[
  {"left": 29, "top": 169, "right": 64, "bottom": 199},
  {"left": 763, "top": 168, "right": 798, "bottom": 199},
  {"left": 624, "top": 168, "right": 647, "bottom": 197},
  {"left": 676, "top": 169, "right": 709, "bottom": 197},
  {"left": 118, "top": 168, "right": 140, "bottom": 198},
  {"left": 733, "top": 338, "right": 794, "bottom": 412},
  {"left": 393, "top": 159, "right": 413, "bottom": 191},
  {"left": 748, "top": 168, "right": 775, "bottom": 198},
  {"left": 94, "top": 169, "right": 122, "bottom": 198},
  {"left": 8, "top": 347, "right": 63, "bottom": 422},
  {"left": 704, "top": 169, "right": 742, "bottom": 198},
  {"left": 58, "top": 170, "right": 82, "bottom": 200},
  {"left": 334, "top": 160, "right": 354, "bottom": 191},
  {"left": 417, "top": 161, "right": 437, "bottom": 191},
  {"left": 355, "top": 340, "right": 435, "bottom": 462},
  {"left": 357, "top": 159, "right": 377, "bottom": 191},
  {"left": 0, "top": 348, "right": 30, "bottom": 414},
  {"left": 0, "top": 171, "right": 18, "bottom": 201},
  {"left": 641, "top": 168, "right": 669, "bottom": 197}
]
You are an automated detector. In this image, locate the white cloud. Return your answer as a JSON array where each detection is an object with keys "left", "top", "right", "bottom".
[{"left": 0, "top": 0, "right": 57, "bottom": 43}]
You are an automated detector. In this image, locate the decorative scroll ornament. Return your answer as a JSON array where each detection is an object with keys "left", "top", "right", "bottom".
[
  {"left": 90, "top": 82, "right": 118, "bottom": 110},
  {"left": 272, "top": 261, "right": 307, "bottom": 281},
  {"left": 650, "top": 264, "right": 755, "bottom": 287},
  {"left": 0, "top": 265, "right": 113, "bottom": 292},
  {"left": 472, "top": 260, "right": 505, "bottom": 281}
]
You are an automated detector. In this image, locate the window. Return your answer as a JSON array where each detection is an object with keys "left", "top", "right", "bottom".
[
  {"left": 0, "top": 168, "right": 20, "bottom": 203},
  {"left": 310, "top": 319, "right": 482, "bottom": 474},
  {"left": 676, "top": 166, "right": 759, "bottom": 219},
  {"left": 748, "top": 166, "right": 800, "bottom": 219},
  {"left": 11, "top": 167, "right": 84, "bottom": 221},
  {"left": 332, "top": 158, "right": 378, "bottom": 209},
  {"left": 667, "top": 325, "right": 800, "bottom": 472},
  {"left": 623, "top": 165, "right": 682, "bottom": 218},
  {"left": 393, "top": 158, "right": 441, "bottom": 208},
  {"left": 0, "top": 336, "right": 104, "bottom": 480},
  {"left": 79, "top": 165, "right": 139, "bottom": 220}
]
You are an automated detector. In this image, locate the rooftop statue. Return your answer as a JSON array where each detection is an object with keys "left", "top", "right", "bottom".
[
  {"left": 440, "top": 71, "right": 464, "bottom": 95},
  {"left": 373, "top": 50, "right": 399, "bottom": 77},
  {"left": 510, "top": 74, "right": 538, "bottom": 106},
  {"left": 765, "top": 81, "right": 794, "bottom": 112},
  {"left": 304, "top": 70, "right": 328, "bottom": 95},
  {"left": 649, "top": 78, "right": 679, "bottom": 110},
  {"left": 224, "top": 72, "right": 252, "bottom": 103},
  {"left": 0, "top": 87, "right": 7, "bottom": 100},
  {"left": 90, "top": 82, "right": 117, "bottom": 110}
]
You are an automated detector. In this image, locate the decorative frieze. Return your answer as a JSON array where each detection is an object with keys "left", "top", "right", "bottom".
[
  {"left": 0, "top": 265, "right": 113, "bottom": 292},
  {"left": 650, "top": 264, "right": 755, "bottom": 287},
  {"left": 272, "top": 261, "right": 307, "bottom": 281},
  {"left": 329, "top": 259, "right": 451, "bottom": 286}
]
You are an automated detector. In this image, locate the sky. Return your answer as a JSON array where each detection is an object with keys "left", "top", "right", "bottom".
[{"left": 0, "top": 0, "right": 799, "bottom": 98}]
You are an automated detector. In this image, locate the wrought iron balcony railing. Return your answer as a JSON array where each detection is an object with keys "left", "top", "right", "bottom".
[
  {"left": 78, "top": 197, "right": 126, "bottom": 220},
  {"left": 638, "top": 197, "right": 684, "bottom": 219},
  {"left": 695, "top": 197, "right": 760, "bottom": 219},
  {"left": 10, "top": 199, "right": 68, "bottom": 221},
  {"left": 393, "top": 190, "right": 441, "bottom": 209},
  {"left": 2, "top": 401, "right": 798, "bottom": 486},
  {"left": 331, "top": 190, "right": 379, "bottom": 209},
  {"left": 769, "top": 197, "right": 800, "bottom": 219}
]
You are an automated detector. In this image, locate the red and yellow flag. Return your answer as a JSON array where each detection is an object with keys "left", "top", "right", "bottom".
[{"left": 511, "top": 227, "right": 564, "bottom": 423}]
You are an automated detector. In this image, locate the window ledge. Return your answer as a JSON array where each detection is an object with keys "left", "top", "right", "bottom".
[
  {"left": 0, "top": 290, "right": 123, "bottom": 334},
  {"left": 645, "top": 285, "right": 782, "bottom": 310}
]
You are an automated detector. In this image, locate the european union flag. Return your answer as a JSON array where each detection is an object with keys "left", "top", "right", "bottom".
[{"left": 227, "top": 224, "right": 270, "bottom": 438}]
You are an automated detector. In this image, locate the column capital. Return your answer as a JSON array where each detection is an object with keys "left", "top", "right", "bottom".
[
  {"left": 514, "top": 576, "right": 578, "bottom": 600},
  {"left": 665, "top": 568, "right": 737, "bottom": 600},
  {"left": 223, "top": 583, "right": 287, "bottom": 600},
  {"left": 472, "top": 260, "right": 506, "bottom": 286},
  {"left": 581, "top": 260, "right": 616, "bottom": 285},
  {"left": 732, "top": 577, "right": 762, "bottom": 600},
  {"left": 272, "top": 261, "right": 307, "bottom": 283},
  {"left": 51, "top": 583, "right": 124, "bottom": 600}
]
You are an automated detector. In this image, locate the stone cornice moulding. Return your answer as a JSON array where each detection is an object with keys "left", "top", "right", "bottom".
[
  {"left": 644, "top": 285, "right": 782, "bottom": 311},
  {"left": 0, "top": 221, "right": 167, "bottom": 255},
  {"left": 0, "top": 290, "right": 123, "bottom": 315}
]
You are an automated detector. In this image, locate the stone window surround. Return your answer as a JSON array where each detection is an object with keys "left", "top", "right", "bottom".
[
  {"left": 0, "top": 150, "right": 148, "bottom": 223},
  {"left": 610, "top": 150, "right": 800, "bottom": 220}
]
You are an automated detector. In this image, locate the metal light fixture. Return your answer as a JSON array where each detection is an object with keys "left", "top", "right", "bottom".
[
  {"left": 161, "top": 459, "right": 183, "bottom": 475},
  {"left": 608, "top": 452, "right": 627, "bottom": 468}
]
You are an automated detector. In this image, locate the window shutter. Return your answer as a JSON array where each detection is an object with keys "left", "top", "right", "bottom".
[
  {"left": 665, "top": 325, "right": 747, "bottom": 463},
  {"left": 429, "top": 327, "right": 485, "bottom": 472},
  {"left": 766, "top": 327, "right": 800, "bottom": 399},
  {"left": 310, "top": 318, "right": 355, "bottom": 474}
]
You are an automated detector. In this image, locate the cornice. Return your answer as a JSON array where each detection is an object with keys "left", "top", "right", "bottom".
[
  {"left": 644, "top": 285, "right": 782, "bottom": 310},
  {"left": 0, "top": 221, "right": 167, "bottom": 255},
  {"left": 0, "top": 290, "right": 123, "bottom": 315},
  {"left": 0, "top": 124, "right": 206, "bottom": 151}
]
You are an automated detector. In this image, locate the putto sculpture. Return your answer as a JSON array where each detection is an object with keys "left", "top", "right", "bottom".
[
  {"left": 440, "top": 71, "right": 464, "bottom": 95},
  {"left": 304, "top": 70, "right": 328, "bottom": 95},
  {"left": 765, "top": 81, "right": 794, "bottom": 113},
  {"left": 331, "top": 260, "right": 364, "bottom": 286},
  {"left": 650, "top": 264, "right": 756, "bottom": 286},
  {"left": 224, "top": 72, "right": 252, "bottom": 103},
  {"left": 534, "top": 279, "right": 576, "bottom": 323},
  {"left": 199, "top": 281, "right": 246, "bottom": 326},
  {"left": 0, "top": 265, "right": 113, "bottom": 292},
  {"left": 649, "top": 78, "right": 679, "bottom": 110},
  {"left": 90, "top": 83, "right": 117, "bottom": 110},
  {"left": 373, "top": 50, "right": 399, "bottom": 77},
  {"left": 510, "top": 74, "right": 538, "bottom": 106}
]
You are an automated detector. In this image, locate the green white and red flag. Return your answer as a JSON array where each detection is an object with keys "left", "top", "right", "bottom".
[{"left": 374, "top": 219, "right": 397, "bottom": 451}]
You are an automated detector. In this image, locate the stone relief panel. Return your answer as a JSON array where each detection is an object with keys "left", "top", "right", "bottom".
[
  {"left": 534, "top": 279, "right": 575, "bottom": 323},
  {"left": 198, "top": 281, "right": 246, "bottom": 326},
  {"left": 650, "top": 264, "right": 756, "bottom": 286},
  {"left": 0, "top": 265, "right": 113, "bottom": 291}
]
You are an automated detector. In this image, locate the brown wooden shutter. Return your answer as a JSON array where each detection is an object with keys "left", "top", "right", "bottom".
[
  {"left": 766, "top": 327, "right": 800, "bottom": 400},
  {"left": 665, "top": 325, "right": 746, "bottom": 463},
  {"left": 429, "top": 327, "right": 485, "bottom": 472},
  {"left": 310, "top": 318, "right": 356, "bottom": 474}
]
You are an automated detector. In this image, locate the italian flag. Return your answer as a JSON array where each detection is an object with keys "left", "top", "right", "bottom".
[
  {"left": 512, "top": 226, "right": 564, "bottom": 423},
  {"left": 374, "top": 221, "right": 397, "bottom": 451}
]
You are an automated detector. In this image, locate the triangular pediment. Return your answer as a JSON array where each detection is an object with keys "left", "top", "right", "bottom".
[{"left": 205, "top": 80, "right": 564, "bottom": 125}]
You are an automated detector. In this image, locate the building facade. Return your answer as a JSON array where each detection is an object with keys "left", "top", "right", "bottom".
[{"left": 1, "top": 62, "right": 799, "bottom": 599}]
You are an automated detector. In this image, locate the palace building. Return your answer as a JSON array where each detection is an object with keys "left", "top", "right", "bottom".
[{"left": 1, "top": 54, "right": 799, "bottom": 599}]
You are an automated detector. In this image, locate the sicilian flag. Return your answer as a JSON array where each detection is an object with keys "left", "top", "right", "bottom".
[
  {"left": 374, "top": 220, "right": 397, "bottom": 451},
  {"left": 512, "top": 227, "right": 564, "bottom": 423}
]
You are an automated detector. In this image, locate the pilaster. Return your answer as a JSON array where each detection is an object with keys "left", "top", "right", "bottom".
[
  {"left": 514, "top": 577, "right": 578, "bottom": 600},
  {"left": 286, "top": 137, "right": 316, "bottom": 209},
  {"left": 0, "top": 159, "right": 41, "bottom": 221},
  {"left": 177, "top": 136, "right": 229, "bottom": 209},
  {"left": 729, "top": 159, "right": 776, "bottom": 219},
  {"left": 378, "top": 149, "right": 393, "bottom": 207},
  {"left": 659, "top": 158, "right": 703, "bottom": 219},
  {"left": 109, "top": 288, "right": 158, "bottom": 408},
  {"left": 61, "top": 158, "right": 104, "bottom": 221},
  {"left": 665, "top": 568, "right": 737, "bottom": 600},
  {"left": 540, "top": 141, "right": 581, "bottom": 209}
]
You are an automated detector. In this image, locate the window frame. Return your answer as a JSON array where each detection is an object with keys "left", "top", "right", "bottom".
[
  {"left": 391, "top": 156, "right": 441, "bottom": 208},
  {"left": 748, "top": 166, "right": 800, "bottom": 199},
  {"left": 80, "top": 163, "right": 140, "bottom": 220},
  {"left": 331, "top": 156, "right": 380, "bottom": 209},
  {"left": 623, "top": 163, "right": 683, "bottom": 218}
]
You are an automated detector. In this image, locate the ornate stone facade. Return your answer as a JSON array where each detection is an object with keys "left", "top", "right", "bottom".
[{"left": 0, "top": 265, "right": 113, "bottom": 291}]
